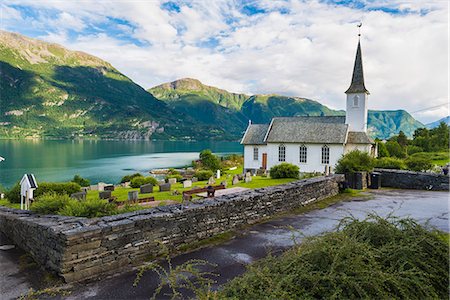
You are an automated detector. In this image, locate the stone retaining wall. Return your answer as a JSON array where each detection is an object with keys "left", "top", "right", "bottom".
[
  {"left": 375, "top": 169, "right": 449, "bottom": 191},
  {"left": 0, "top": 175, "right": 344, "bottom": 283}
]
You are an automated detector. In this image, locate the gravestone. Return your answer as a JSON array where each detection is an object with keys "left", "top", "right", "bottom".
[
  {"left": 220, "top": 181, "right": 227, "bottom": 188},
  {"left": 191, "top": 177, "right": 198, "bottom": 183},
  {"left": 216, "top": 170, "right": 221, "bottom": 179},
  {"left": 70, "top": 191, "right": 86, "bottom": 201},
  {"left": 183, "top": 180, "right": 192, "bottom": 188},
  {"left": 104, "top": 185, "right": 115, "bottom": 191},
  {"left": 158, "top": 180, "right": 166, "bottom": 186},
  {"left": 140, "top": 183, "right": 153, "bottom": 194},
  {"left": 81, "top": 187, "right": 90, "bottom": 193},
  {"left": 90, "top": 185, "right": 98, "bottom": 191},
  {"left": 208, "top": 176, "right": 216, "bottom": 185},
  {"left": 97, "top": 182, "right": 107, "bottom": 192},
  {"left": 168, "top": 178, "right": 177, "bottom": 185},
  {"left": 159, "top": 183, "right": 171, "bottom": 192},
  {"left": 128, "top": 191, "right": 138, "bottom": 201},
  {"left": 99, "top": 191, "right": 111, "bottom": 199},
  {"left": 232, "top": 175, "right": 239, "bottom": 185},
  {"left": 245, "top": 172, "right": 252, "bottom": 183}
]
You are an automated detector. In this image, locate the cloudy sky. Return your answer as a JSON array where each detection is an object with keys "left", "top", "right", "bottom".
[{"left": 1, "top": 0, "right": 448, "bottom": 123}]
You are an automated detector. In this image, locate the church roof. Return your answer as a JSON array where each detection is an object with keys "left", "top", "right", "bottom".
[
  {"left": 240, "top": 124, "right": 269, "bottom": 145},
  {"left": 346, "top": 131, "right": 374, "bottom": 144},
  {"left": 345, "top": 40, "right": 369, "bottom": 94},
  {"left": 265, "top": 116, "right": 348, "bottom": 144}
]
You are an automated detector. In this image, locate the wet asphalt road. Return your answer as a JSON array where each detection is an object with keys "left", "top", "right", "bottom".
[{"left": 0, "top": 189, "right": 448, "bottom": 300}]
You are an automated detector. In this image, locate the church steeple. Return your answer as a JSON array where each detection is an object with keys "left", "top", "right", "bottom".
[{"left": 345, "top": 40, "right": 369, "bottom": 94}]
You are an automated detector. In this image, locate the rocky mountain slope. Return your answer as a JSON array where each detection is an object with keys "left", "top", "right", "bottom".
[
  {"left": 149, "top": 79, "right": 424, "bottom": 139},
  {"left": 0, "top": 31, "right": 232, "bottom": 140},
  {"left": 426, "top": 116, "right": 450, "bottom": 129}
]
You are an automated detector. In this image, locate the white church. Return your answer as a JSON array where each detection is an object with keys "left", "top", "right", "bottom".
[{"left": 241, "top": 39, "right": 376, "bottom": 174}]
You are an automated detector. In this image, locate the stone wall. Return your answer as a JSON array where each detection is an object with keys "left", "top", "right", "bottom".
[
  {"left": 0, "top": 175, "right": 344, "bottom": 283},
  {"left": 375, "top": 169, "right": 449, "bottom": 191}
]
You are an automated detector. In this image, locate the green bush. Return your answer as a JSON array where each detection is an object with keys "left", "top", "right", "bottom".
[
  {"left": 59, "top": 198, "right": 117, "bottom": 218},
  {"left": 374, "top": 157, "right": 406, "bottom": 169},
  {"left": 34, "top": 182, "right": 81, "bottom": 198},
  {"left": 405, "top": 156, "right": 433, "bottom": 172},
  {"left": 220, "top": 215, "right": 448, "bottom": 299},
  {"left": 5, "top": 182, "right": 20, "bottom": 203},
  {"left": 72, "top": 174, "right": 90, "bottom": 187},
  {"left": 406, "top": 145, "right": 423, "bottom": 155},
  {"left": 199, "top": 149, "right": 222, "bottom": 171},
  {"left": 194, "top": 170, "right": 213, "bottom": 181},
  {"left": 269, "top": 163, "right": 299, "bottom": 179},
  {"left": 377, "top": 142, "right": 390, "bottom": 158},
  {"left": 31, "top": 193, "right": 71, "bottom": 215},
  {"left": 130, "top": 176, "right": 158, "bottom": 188},
  {"left": 120, "top": 173, "right": 143, "bottom": 183},
  {"left": 386, "top": 141, "right": 406, "bottom": 158},
  {"left": 335, "top": 150, "right": 375, "bottom": 174}
]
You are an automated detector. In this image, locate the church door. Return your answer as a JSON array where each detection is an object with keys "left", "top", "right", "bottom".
[{"left": 262, "top": 153, "right": 267, "bottom": 170}]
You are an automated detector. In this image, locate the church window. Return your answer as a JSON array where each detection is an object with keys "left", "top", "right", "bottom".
[
  {"left": 278, "top": 144, "right": 286, "bottom": 162},
  {"left": 299, "top": 145, "right": 307, "bottom": 163},
  {"left": 253, "top": 147, "right": 259, "bottom": 161},
  {"left": 321, "top": 145, "right": 330, "bottom": 164},
  {"left": 353, "top": 95, "right": 359, "bottom": 107}
]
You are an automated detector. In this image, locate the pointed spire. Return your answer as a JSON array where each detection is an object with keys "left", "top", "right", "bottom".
[{"left": 345, "top": 40, "right": 369, "bottom": 94}]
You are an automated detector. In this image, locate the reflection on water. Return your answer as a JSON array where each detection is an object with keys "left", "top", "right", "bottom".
[{"left": 0, "top": 140, "right": 242, "bottom": 187}]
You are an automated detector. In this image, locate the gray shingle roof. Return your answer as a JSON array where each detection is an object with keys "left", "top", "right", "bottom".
[
  {"left": 241, "top": 124, "right": 269, "bottom": 145},
  {"left": 345, "top": 41, "right": 369, "bottom": 94},
  {"left": 346, "top": 131, "right": 374, "bottom": 144},
  {"left": 265, "top": 117, "right": 348, "bottom": 144}
]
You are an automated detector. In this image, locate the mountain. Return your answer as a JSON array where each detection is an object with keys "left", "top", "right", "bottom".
[
  {"left": 426, "top": 116, "right": 450, "bottom": 129},
  {"left": 149, "top": 79, "right": 424, "bottom": 139},
  {"left": 0, "top": 31, "right": 232, "bottom": 140}
]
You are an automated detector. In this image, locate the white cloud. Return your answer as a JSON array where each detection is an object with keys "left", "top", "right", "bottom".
[{"left": 1, "top": 0, "right": 448, "bottom": 123}]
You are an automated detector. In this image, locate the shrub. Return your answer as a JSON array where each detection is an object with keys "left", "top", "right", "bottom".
[
  {"left": 385, "top": 141, "right": 406, "bottom": 158},
  {"left": 168, "top": 168, "right": 180, "bottom": 175},
  {"left": 269, "top": 163, "right": 299, "bottom": 179},
  {"left": 31, "top": 193, "right": 71, "bottom": 215},
  {"left": 374, "top": 157, "right": 406, "bottom": 170},
  {"left": 199, "top": 149, "right": 222, "bottom": 171},
  {"left": 5, "top": 182, "right": 20, "bottom": 203},
  {"left": 120, "top": 173, "right": 143, "bottom": 183},
  {"left": 194, "top": 170, "right": 213, "bottom": 181},
  {"left": 405, "top": 156, "right": 433, "bottom": 172},
  {"left": 34, "top": 182, "right": 81, "bottom": 198},
  {"left": 59, "top": 198, "right": 117, "bottom": 218},
  {"left": 406, "top": 145, "right": 423, "bottom": 155},
  {"left": 72, "top": 174, "right": 90, "bottom": 187},
  {"left": 130, "top": 176, "right": 158, "bottom": 188},
  {"left": 377, "top": 142, "right": 389, "bottom": 158},
  {"left": 335, "top": 150, "right": 375, "bottom": 174},
  {"left": 220, "top": 215, "right": 449, "bottom": 299}
]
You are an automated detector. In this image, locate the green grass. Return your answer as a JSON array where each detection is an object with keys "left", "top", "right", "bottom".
[{"left": 411, "top": 151, "right": 449, "bottom": 166}]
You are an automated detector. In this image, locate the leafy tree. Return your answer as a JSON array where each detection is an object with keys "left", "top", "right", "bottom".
[
  {"left": 385, "top": 141, "right": 406, "bottom": 158},
  {"left": 397, "top": 131, "right": 409, "bottom": 147},
  {"left": 130, "top": 176, "right": 158, "bottom": 188},
  {"left": 5, "top": 182, "right": 21, "bottom": 203},
  {"left": 72, "top": 174, "right": 90, "bottom": 187},
  {"left": 430, "top": 122, "right": 449, "bottom": 151},
  {"left": 120, "top": 173, "right": 142, "bottom": 183},
  {"left": 199, "top": 149, "right": 221, "bottom": 171},
  {"left": 335, "top": 150, "right": 375, "bottom": 174},
  {"left": 377, "top": 142, "right": 389, "bottom": 158},
  {"left": 269, "top": 163, "right": 299, "bottom": 179}
]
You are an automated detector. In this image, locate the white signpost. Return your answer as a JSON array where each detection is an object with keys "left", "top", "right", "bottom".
[{"left": 20, "top": 174, "right": 38, "bottom": 210}]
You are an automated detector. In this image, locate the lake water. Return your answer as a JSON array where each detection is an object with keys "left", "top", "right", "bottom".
[{"left": 0, "top": 140, "right": 242, "bottom": 188}]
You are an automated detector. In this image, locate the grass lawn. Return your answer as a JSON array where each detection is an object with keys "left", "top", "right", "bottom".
[
  {"left": 0, "top": 199, "right": 20, "bottom": 209},
  {"left": 412, "top": 151, "right": 450, "bottom": 166},
  {"left": 87, "top": 167, "right": 297, "bottom": 203}
]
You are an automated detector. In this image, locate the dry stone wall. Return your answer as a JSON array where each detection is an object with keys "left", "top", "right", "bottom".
[
  {"left": 375, "top": 169, "right": 449, "bottom": 191},
  {"left": 0, "top": 175, "right": 344, "bottom": 283}
]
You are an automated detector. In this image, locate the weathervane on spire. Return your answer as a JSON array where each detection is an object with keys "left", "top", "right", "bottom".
[{"left": 357, "top": 22, "right": 362, "bottom": 37}]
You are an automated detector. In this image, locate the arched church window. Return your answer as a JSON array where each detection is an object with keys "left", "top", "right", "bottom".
[
  {"left": 321, "top": 145, "right": 330, "bottom": 164},
  {"left": 299, "top": 145, "right": 307, "bottom": 163},
  {"left": 353, "top": 95, "right": 359, "bottom": 107},
  {"left": 278, "top": 144, "right": 286, "bottom": 162}
]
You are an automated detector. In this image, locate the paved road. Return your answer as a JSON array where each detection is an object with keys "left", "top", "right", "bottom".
[{"left": 1, "top": 189, "right": 448, "bottom": 300}]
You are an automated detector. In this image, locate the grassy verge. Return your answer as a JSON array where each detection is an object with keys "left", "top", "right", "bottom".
[{"left": 0, "top": 199, "right": 20, "bottom": 209}]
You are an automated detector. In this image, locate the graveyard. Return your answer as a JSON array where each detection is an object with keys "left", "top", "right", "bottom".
[{"left": 86, "top": 167, "right": 297, "bottom": 205}]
